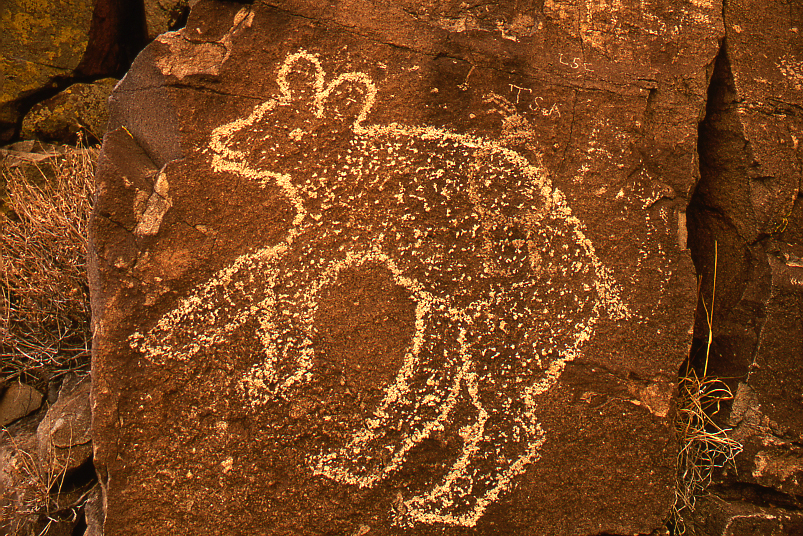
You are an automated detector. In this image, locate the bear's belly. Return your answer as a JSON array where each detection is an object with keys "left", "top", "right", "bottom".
[{"left": 313, "top": 262, "right": 417, "bottom": 406}]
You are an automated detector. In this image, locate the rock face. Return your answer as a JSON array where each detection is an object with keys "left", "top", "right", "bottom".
[
  {"left": 37, "top": 374, "right": 93, "bottom": 478},
  {"left": 0, "top": 376, "right": 95, "bottom": 536},
  {"left": 0, "top": 0, "right": 151, "bottom": 143},
  {"left": 89, "top": 1, "right": 727, "bottom": 534},
  {"left": 0, "top": 413, "right": 41, "bottom": 534},
  {"left": 685, "top": 1, "right": 803, "bottom": 533},
  {"left": 144, "top": 0, "right": 191, "bottom": 40}
]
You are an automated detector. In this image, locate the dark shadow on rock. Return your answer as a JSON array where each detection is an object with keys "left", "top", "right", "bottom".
[
  {"left": 77, "top": 0, "right": 149, "bottom": 79},
  {"left": 687, "top": 38, "right": 771, "bottom": 389}
]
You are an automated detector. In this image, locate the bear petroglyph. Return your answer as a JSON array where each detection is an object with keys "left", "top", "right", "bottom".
[{"left": 129, "top": 50, "right": 630, "bottom": 527}]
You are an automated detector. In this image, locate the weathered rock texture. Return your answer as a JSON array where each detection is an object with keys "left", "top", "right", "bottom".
[
  {"left": 0, "top": 375, "right": 96, "bottom": 536},
  {"left": 0, "top": 412, "right": 42, "bottom": 534},
  {"left": 37, "top": 374, "right": 93, "bottom": 480},
  {"left": 0, "top": 0, "right": 164, "bottom": 143},
  {"left": 89, "top": 1, "right": 719, "bottom": 534},
  {"left": 685, "top": 0, "right": 803, "bottom": 533},
  {"left": 21, "top": 79, "right": 119, "bottom": 144},
  {"left": 0, "top": 0, "right": 95, "bottom": 141},
  {"left": 0, "top": 383, "right": 42, "bottom": 428},
  {"left": 144, "top": 0, "right": 192, "bottom": 40}
]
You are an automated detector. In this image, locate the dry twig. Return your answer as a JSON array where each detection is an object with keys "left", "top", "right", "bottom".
[
  {"left": 0, "top": 144, "right": 96, "bottom": 390},
  {"left": 670, "top": 242, "right": 743, "bottom": 535}
]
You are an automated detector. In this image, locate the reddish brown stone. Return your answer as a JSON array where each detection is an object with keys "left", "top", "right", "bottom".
[
  {"left": 692, "top": 495, "right": 803, "bottom": 536},
  {"left": 683, "top": 0, "right": 803, "bottom": 530},
  {"left": 89, "top": 1, "right": 723, "bottom": 534}
]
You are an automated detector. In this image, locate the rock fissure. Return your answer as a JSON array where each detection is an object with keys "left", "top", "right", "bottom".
[
  {"left": 765, "top": 100, "right": 803, "bottom": 114},
  {"left": 681, "top": 0, "right": 803, "bottom": 528},
  {"left": 689, "top": 37, "right": 767, "bottom": 377},
  {"left": 170, "top": 82, "right": 265, "bottom": 102},
  {"left": 710, "top": 481, "right": 803, "bottom": 511}
]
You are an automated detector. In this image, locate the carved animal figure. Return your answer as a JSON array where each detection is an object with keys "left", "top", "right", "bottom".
[{"left": 130, "top": 50, "right": 629, "bottom": 527}]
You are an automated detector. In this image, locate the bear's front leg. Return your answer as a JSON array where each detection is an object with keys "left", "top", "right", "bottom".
[{"left": 308, "top": 307, "right": 470, "bottom": 489}]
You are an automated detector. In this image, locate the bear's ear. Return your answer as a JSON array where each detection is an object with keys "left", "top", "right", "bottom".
[
  {"left": 276, "top": 49, "right": 325, "bottom": 108},
  {"left": 318, "top": 72, "right": 377, "bottom": 130}
]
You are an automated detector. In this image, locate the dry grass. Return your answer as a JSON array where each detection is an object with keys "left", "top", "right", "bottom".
[
  {"left": 2, "top": 428, "right": 65, "bottom": 535},
  {"left": 670, "top": 371, "right": 742, "bottom": 534},
  {"left": 1, "top": 423, "right": 93, "bottom": 536},
  {"left": 670, "top": 242, "right": 743, "bottom": 535},
  {"left": 0, "top": 143, "right": 96, "bottom": 391},
  {"left": 0, "top": 142, "right": 97, "bottom": 535}
]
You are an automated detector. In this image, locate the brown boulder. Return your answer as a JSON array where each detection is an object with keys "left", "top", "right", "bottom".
[
  {"left": 0, "top": 383, "right": 43, "bottom": 427},
  {"left": 0, "top": 414, "right": 41, "bottom": 534},
  {"left": 37, "top": 374, "right": 93, "bottom": 479},
  {"left": 144, "top": 0, "right": 192, "bottom": 40},
  {"left": 89, "top": 1, "right": 723, "bottom": 534}
]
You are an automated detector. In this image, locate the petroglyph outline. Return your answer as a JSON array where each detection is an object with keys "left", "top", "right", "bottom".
[{"left": 130, "top": 49, "right": 631, "bottom": 528}]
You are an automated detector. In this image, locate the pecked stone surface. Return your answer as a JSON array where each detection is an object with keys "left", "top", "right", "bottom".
[{"left": 89, "top": 1, "right": 720, "bottom": 534}]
